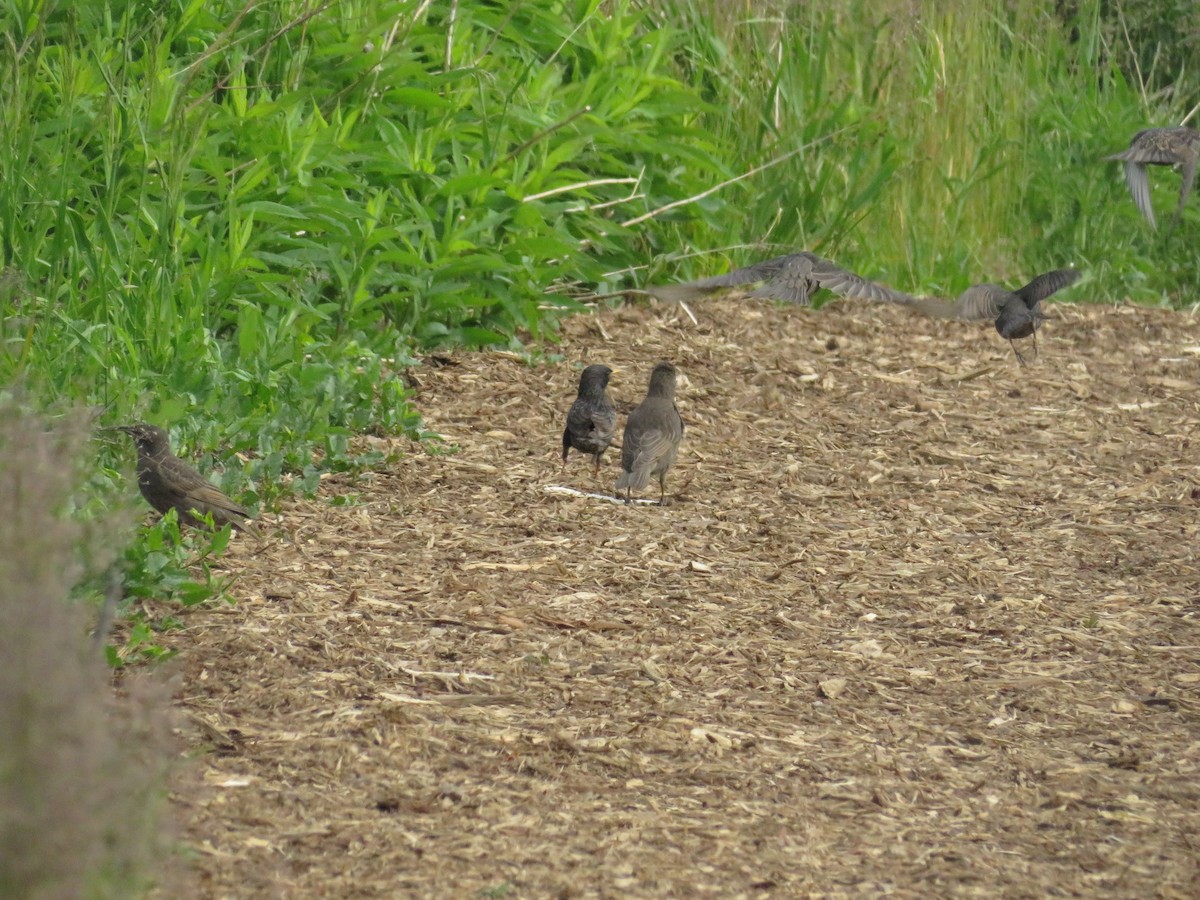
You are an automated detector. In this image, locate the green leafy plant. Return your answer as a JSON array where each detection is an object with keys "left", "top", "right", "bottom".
[{"left": 4, "top": 0, "right": 1199, "bottom": 616}]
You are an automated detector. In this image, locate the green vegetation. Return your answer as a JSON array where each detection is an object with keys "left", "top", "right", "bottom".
[{"left": 0, "top": 0, "right": 1195, "bottom": 645}]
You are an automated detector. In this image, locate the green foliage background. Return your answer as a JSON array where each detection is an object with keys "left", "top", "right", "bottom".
[{"left": 0, "top": 0, "right": 1195, "bottom": 584}]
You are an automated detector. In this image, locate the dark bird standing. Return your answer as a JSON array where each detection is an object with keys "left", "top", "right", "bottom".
[
  {"left": 562, "top": 364, "right": 617, "bottom": 477},
  {"left": 1105, "top": 126, "right": 1199, "bottom": 232},
  {"left": 899, "top": 269, "right": 1081, "bottom": 365},
  {"left": 615, "top": 362, "right": 684, "bottom": 505},
  {"left": 114, "top": 423, "right": 259, "bottom": 535},
  {"left": 646, "top": 251, "right": 918, "bottom": 307}
]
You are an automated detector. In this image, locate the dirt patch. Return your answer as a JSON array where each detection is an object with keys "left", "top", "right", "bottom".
[{"left": 161, "top": 296, "right": 1200, "bottom": 897}]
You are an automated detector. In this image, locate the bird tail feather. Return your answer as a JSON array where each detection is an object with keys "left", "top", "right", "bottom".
[{"left": 614, "top": 466, "right": 653, "bottom": 492}]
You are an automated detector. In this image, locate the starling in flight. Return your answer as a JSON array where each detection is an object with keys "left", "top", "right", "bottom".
[
  {"left": 898, "top": 269, "right": 1081, "bottom": 365},
  {"left": 646, "top": 252, "right": 918, "bottom": 307},
  {"left": 1105, "top": 126, "right": 1199, "bottom": 232}
]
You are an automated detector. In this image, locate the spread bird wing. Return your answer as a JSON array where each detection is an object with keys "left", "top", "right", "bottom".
[
  {"left": 764, "top": 254, "right": 919, "bottom": 305},
  {"left": 899, "top": 285, "right": 1007, "bottom": 322},
  {"left": 1121, "top": 161, "right": 1157, "bottom": 229},
  {"left": 955, "top": 284, "right": 1017, "bottom": 320},
  {"left": 1105, "top": 131, "right": 1181, "bottom": 229},
  {"left": 648, "top": 252, "right": 917, "bottom": 307},
  {"left": 675, "top": 255, "right": 793, "bottom": 290},
  {"left": 1014, "top": 269, "right": 1080, "bottom": 307},
  {"left": 893, "top": 296, "right": 958, "bottom": 320},
  {"left": 1105, "top": 129, "right": 1200, "bottom": 229},
  {"left": 644, "top": 255, "right": 794, "bottom": 303}
]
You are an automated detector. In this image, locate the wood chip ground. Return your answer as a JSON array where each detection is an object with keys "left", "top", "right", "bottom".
[{"left": 156, "top": 296, "right": 1200, "bottom": 897}]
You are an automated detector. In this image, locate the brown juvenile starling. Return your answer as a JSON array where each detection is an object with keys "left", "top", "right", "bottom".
[
  {"left": 615, "top": 362, "right": 684, "bottom": 505},
  {"left": 114, "top": 423, "right": 259, "bottom": 535},
  {"left": 562, "top": 364, "right": 617, "bottom": 477},
  {"left": 1105, "top": 127, "right": 1199, "bottom": 232},
  {"left": 646, "top": 251, "right": 918, "bottom": 306},
  {"left": 899, "top": 269, "right": 1081, "bottom": 365}
]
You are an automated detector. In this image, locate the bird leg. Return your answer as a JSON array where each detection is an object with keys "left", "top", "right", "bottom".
[{"left": 1009, "top": 339, "right": 1029, "bottom": 367}]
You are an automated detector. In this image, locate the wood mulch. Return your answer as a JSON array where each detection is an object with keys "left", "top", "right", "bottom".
[{"left": 158, "top": 294, "right": 1200, "bottom": 897}]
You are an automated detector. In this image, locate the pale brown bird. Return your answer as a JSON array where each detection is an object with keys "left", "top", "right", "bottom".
[
  {"left": 899, "top": 269, "right": 1081, "bottom": 365},
  {"left": 615, "top": 362, "right": 684, "bottom": 505},
  {"left": 1105, "top": 127, "right": 1199, "bottom": 231},
  {"left": 646, "top": 252, "right": 917, "bottom": 306},
  {"left": 114, "top": 423, "right": 259, "bottom": 535},
  {"left": 562, "top": 364, "right": 617, "bottom": 477}
]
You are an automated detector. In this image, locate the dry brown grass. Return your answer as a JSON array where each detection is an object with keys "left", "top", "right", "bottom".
[
  {"left": 163, "top": 296, "right": 1200, "bottom": 897},
  {"left": 0, "top": 406, "right": 170, "bottom": 899}
]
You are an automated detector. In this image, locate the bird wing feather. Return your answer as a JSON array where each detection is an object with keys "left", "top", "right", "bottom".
[
  {"left": 681, "top": 256, "right": 791, "bottom": 289},
  {"left": 808, "top": 262, "right": 920, "bottom": 304},
  {"left": 565, "top": 399, "right": 615, "bottom": 449},
  {"left": 616, "top": 429, "right": 678, "bottom": 491},
  {"left": 1014, "top": 269, "right": 1081, "bottom": 307},
  {"left": 158, "top": 457, "right": 250, "bottom": 520},
  {"left": 648, "top": 251, "right": 916, "bottom": 307},
  {"left": 747, "top": 253, "right": 918, "bottom": 306},
  {"left": 644, "top": 256, "right": 791, "bottom": 303},
  {"left": 952, "top": 285, "right": 1012, "bottom": 320},
  {"left": 183, "top": 483, "right": 252, "bottom": 520},
  {"left": 1123, "top": 161, "right": 1157, "bottom": 229},
  {"left": 590, "top": 405, "right": 617, "bottom": 442},
  {"left": 901, "top": 286, "right": 1006, "bottom": 321}
]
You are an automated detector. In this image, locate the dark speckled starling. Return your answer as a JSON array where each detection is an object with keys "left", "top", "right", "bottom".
[
  {"left": 115, "top": 423, "right": 259, "bottom": 535},
  {"left": 562, "top": 364, "right": 617, "bottom": 477},
  {"left": 1105, "top": 127, "right": 1199, "bottom": 232},
  {"left": 646, "top": 252, "right": 918, "bottom": 307},
  {"left": 900, "top": 269, "right": 1081, "bottom": 366}
]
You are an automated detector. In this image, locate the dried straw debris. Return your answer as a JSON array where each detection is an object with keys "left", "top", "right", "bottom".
[{"left": 166, "top": 297, "right": 1200, "bottom": 897}]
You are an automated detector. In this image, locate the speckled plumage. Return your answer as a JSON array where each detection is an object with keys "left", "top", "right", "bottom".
[
  {"left": 1105, "top": 127, "right": 1199, "bottom": 231},
  {"left": 562, "top": 364, "right": 617, "bottom": 477},
  {"left": 116, "top": 423, "right": 258, "bottom": 534},
  {"left": 647, "top": 252, "right": 918, "bottom": 307}
]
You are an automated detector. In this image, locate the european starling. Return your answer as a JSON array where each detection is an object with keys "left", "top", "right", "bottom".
[
  {"left": 615, "top": 362, "right": 684, "bottom": 505},
  {"left": 114, "top": 423, "right": 259, "bottom": 535},
  {"left": 899, "top": 269, "right": 1081, "bottom": 365},
  {"left": 646, "top": 252, "right": 918, "bottom": 306},
  {"left": 562, "top": 364, "right": 617, "bottom": 477},
  {"left": 1105, "top": 127, "right": 1199, "bottom": 231}
]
